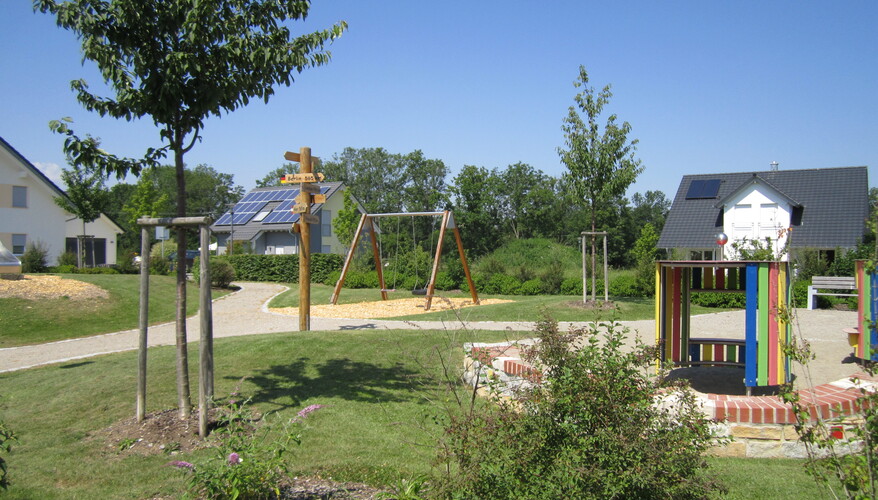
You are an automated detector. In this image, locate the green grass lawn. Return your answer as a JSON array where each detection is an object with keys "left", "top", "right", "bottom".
[
  {"left": 269, "top": 283, "right": 729, "bottom": 322},
  {"left": 0, "top": 274, "right": 229, "bottom": 347},
  {"left": 0, "top": 328, "right": 836, "bottom": 499}
]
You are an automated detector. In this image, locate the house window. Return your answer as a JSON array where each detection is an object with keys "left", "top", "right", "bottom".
[
  {"left": 11, "top": 234, "right": 26, "bottom": 255},
  {"left": 322, "top": 210, "right": 332, "bottom": 236},
  {"left": 12, "top": 186, "right": 27, "bottom": 208}
]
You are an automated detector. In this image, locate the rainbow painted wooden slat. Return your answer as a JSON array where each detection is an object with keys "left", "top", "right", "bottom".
[
  {"left": 852, "top": 261, "right": 878, "bottom": 361},
  {"left": 656, "top": 261, "right": 792, "bottom": 388}
]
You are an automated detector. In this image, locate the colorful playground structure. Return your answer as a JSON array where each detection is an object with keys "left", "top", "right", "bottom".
[
  {"left": 655, "top": 260, "right": 792, "bottom": 391},
  {"left": 848, "top": 260, "right": 878, "bottom": 361}
]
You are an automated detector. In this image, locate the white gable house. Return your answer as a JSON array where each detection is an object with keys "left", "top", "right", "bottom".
[
  {"left": 0, "top": 136, "right": 123, "bottom": 266},
  {"left": 659, "top": 167, "right": 869, "bottom": 262},
  {"left": 720, "top": 177, "right": 796, "bottom": 260}
]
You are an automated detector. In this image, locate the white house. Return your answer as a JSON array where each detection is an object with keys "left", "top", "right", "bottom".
[
  {"left": 0, "top": 136, "right": 123, "bottom": 266},
  {"left": 659, "top": 166, "right": 869, "bottom": 261}
]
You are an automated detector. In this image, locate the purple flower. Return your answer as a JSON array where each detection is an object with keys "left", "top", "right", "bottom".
[
  {"left": 169, "top": 460, "right": 194, "bottom": 470},
  {"left": 292, "top": 404, "right": 326, "bottom": 423},
  {"left": 228, "top": 452, "right": 241, "bottom": 465}
]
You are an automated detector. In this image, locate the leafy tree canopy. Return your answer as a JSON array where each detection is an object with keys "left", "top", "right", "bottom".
[{"left": 38, "top": 0, "right": 348, "bottom": 181}]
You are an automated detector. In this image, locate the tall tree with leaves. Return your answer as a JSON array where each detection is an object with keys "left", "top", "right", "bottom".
[
  {"left": 558, "top": 66, "right": 642, "bottom": 302},
  {"left": 37, "top": 0, "right": 346, "bottom": 418},
  {"left": 54, "top": 160, "right": 111, "bottom": 268}
]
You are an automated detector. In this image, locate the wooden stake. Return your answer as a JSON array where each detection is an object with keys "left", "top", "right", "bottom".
[
  {"left": 198, "top": 225, "right": 214, "bottom": 437},
  {"left": 137, "top": 227, "right": 150, "bottom": 422}
]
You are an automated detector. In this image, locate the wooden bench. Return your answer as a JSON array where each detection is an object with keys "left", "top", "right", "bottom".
[{"left": 807, "top": 276, "right": 857, "bottom": 310}]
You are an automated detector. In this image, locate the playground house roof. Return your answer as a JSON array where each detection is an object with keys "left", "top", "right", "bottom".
[
  {"left": 658, "top": 166, "right": 869, "bottom": 250},
  {"left": 209, "top": 181, "right": 344, "bottom": 241}
]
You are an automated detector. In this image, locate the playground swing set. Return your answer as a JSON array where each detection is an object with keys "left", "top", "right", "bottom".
[
  {"left": 655, "top": 260, "right": 793, "bottom": 394},
  {"left": 330, "top": 210, "right": 480, "bottom": 311}
]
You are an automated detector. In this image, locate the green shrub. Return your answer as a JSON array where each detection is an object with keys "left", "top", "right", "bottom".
[
  {"left": 477, "top": 256, "right": 506, "bottom": 275},
  {"left": 150, "top": 255, "right": 170, "bottom": 275},
  {"left": 609, "top": 274, "right": 640, "bottom": 297},
  {"left": 461, "top": 272, "right": 489, "bottom": 294},
  {"left": 560, "top": 277, "right": 583, "bottom": 296},
  {"left": 57, "top": 251, "right": 78, "bottom": 267},
  {"left": 437, "top": 318, "right": 725, "bottom": 499},
  {"left": 690, "top": 291, "right": 745, "bottom": 308},
  {"left": 539, "top": 260, "right": 564, "bottom": 294},
  {"left": 208, "top": 258, "right": 236, "bottom": 288},
  {"left": 323, "top": 270, "right": 342, "bottom": 286},
  {"left": 483, "top": 273, "right": 522, "bottom": 295},
  {"left": 77, "top": 266, "right": 119, "bottom": 275},
  {"left": 20, "top": 241, "right": 49, "bottom": 273},
  {"left": 115, "top": 251, "right": 139, "bottom": 274},
  {"left": 518, "top": 279, "right": 543, "bottom": 295},
  {"left": 52, "top": 264, "right": 77, "bottom": 274},
  {"left": 791, "top": 280, "right": 810, "bottom": 308},
  {"left": 793, "top": 249, "right": 828, "bottom": 281},
  {"left": 433, "top": 271, "right": 456, "bottom": 291},
  {"left": 513, "top": 264, "right": 536, "bottom": 283}
]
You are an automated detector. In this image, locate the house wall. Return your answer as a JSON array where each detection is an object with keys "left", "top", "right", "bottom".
[
  {"left": 0, "top": 146, "right": 69, "bottom": 263},
  {"left": 722, "top": 185, "right": 792, "bottom": 261}
]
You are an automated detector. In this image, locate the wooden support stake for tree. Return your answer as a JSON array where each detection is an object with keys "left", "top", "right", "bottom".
[
  {"left": 198, "top": 225, "right": 214, "bottom": 438},
  {"left": 137, "top": 226, "right": 151, "bottom": 422}
]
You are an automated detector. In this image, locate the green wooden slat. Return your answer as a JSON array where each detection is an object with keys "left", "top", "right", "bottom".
[{"left": 758, "top": 263, "right": 769, "bottom": 385}]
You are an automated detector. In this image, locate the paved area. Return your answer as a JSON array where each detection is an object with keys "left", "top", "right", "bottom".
[{"left": 0, "top": 283, "right": 864, "bottom": 388}]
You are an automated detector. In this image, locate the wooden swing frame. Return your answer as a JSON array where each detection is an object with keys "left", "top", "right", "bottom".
[{"left": 330, "top": 210, "right": 479, "bottom": 311}]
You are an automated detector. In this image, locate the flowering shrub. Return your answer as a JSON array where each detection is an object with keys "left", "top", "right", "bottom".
[{"left": 171, "top": 387, "right": 325, "bottom": 499}]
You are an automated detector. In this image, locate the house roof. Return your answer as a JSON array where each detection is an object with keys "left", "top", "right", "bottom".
[
  {"left": 210, "top": 182, "right": 345, "bottom": 238},
  {"left": 658, "top": 166, "right": 869, "bottom": 250},
  {"left": 0, "top": 136, "right": 125, "bottom": 233}
]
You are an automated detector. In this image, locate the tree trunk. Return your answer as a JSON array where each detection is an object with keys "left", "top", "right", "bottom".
[{"left": 174, "top": 142, "right": 191, "bottom": 419}]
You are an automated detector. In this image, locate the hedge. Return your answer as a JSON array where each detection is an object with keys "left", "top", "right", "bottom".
[{"left": 193, "top": 253, "right": 343, "bottom": 283}]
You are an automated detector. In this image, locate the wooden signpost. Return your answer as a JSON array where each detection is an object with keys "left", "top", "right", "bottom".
[{"left": 281, "top": 147, "right": 323, "bottom": 331}]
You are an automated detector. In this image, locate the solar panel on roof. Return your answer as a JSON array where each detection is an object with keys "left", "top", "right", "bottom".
[
  {"left": 685, "top": 179, "right": 721, "bottom": 199},
  {"left": 214, "top": 200, "right": 269, "bottom": 225}
]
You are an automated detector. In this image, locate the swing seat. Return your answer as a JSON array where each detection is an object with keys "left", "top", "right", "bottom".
[
  {"left": 380, "top": 288, "right": 397, "bottom": 292},
  {"left": 411, "top": 288, "right": 428, "bottom": 296}
]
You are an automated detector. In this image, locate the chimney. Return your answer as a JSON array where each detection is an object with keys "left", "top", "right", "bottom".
[{"left": 770, "top": 161, "right": 779, "bottom": 171}]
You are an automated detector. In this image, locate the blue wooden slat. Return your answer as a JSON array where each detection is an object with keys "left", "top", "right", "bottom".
[{"left": 744, "top": 263, "right": 759, "bottom": 387}]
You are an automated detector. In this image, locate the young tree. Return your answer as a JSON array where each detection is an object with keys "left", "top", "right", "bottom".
[
  {"left": 558, "top": 66, "right": 642, "bottom": 302},
  {"left": 54, "top": 160, "right": 111, "bottom": 267},
  {"left": 122, "top": 167, "right": 170, "bottom": 232},
  {"left": 38, "top": 0, "right": 346, "bottom": 418}
]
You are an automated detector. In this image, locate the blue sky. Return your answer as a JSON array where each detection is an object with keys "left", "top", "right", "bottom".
[{"left": 1, "top": 1, "right": 875, "bottom": 200}]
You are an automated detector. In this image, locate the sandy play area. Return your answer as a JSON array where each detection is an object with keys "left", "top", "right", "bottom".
[{"left": 270, "top": 297, "right": 512, "bottom": 319}]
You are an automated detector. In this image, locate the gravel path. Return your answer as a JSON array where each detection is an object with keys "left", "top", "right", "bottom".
[{"left": 0, "top": 282, "right": 862, "bottom": 387}]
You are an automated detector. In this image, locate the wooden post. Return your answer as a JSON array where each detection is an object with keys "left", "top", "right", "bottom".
[
  {"left": 198, "top": 225, "right": 214, "bottom": 438},
  {"left": 137, "top": 226, "right": 151, "bottom": 422},
  {"left": 331, "top": 213, "right": 367, "bottom": 304},
  {"left": 425, "top": 212, "right": 450, "bottom": 311},
  {"left": 603, "top": 233, "right": 609, "bottom": 302},
  {"left": 368, "top": 217, "right": 390, "bottom": 300},
  {"left": 451, "top": 221, "right": 479, "bottom": 305},
  {"left": 298, "top": 147, "right": 312, "bottom": 331}
]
